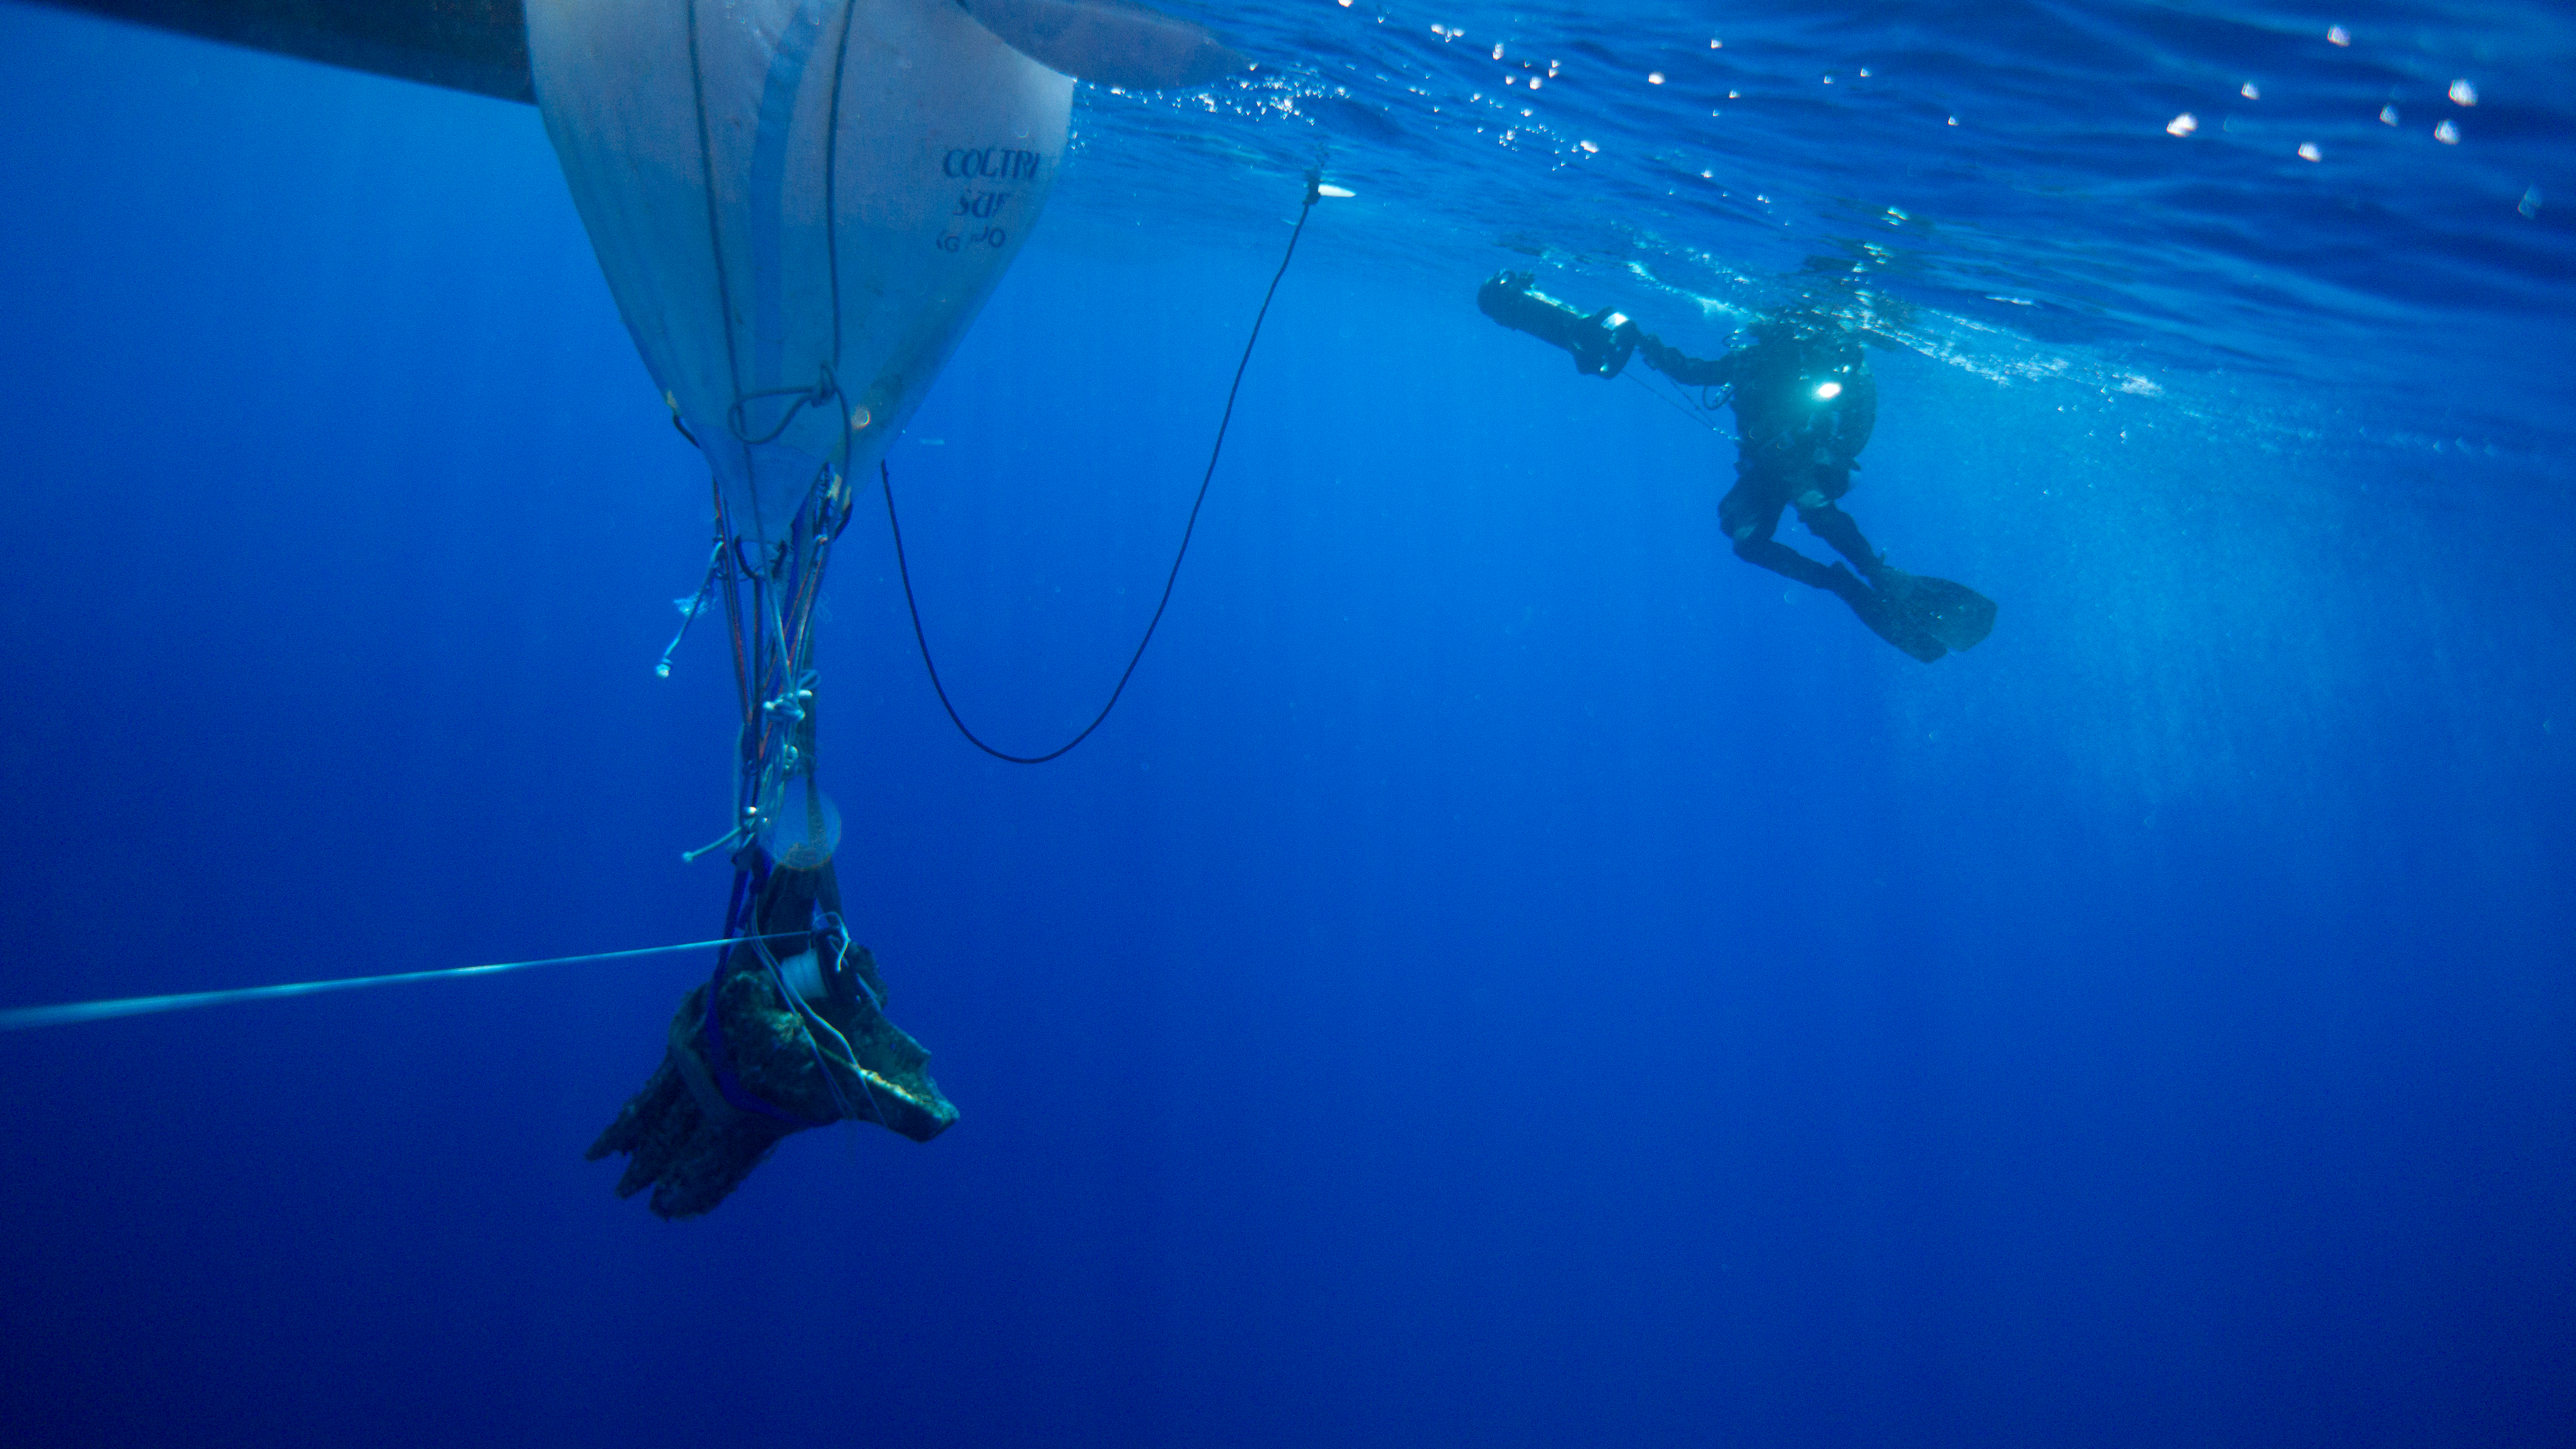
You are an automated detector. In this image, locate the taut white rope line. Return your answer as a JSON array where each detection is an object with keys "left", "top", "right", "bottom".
[{"left": 0, "top": 934, "right": 806, "bottom": 1031}]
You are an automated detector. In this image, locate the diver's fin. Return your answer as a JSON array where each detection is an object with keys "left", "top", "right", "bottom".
[
  {"left": 956, "top": 0, "right": 1246, "bottom": 89},
  {"left": 1875, "top": 569, "right": 2009, "bottom": 654},
  {"left": 1841, "top": 590, "right": 1950, "bottom": 661}
]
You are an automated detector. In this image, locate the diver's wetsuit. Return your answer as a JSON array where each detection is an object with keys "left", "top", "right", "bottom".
[{"left": 1476, "top": 271, "right": 1992, "bottom": 661}]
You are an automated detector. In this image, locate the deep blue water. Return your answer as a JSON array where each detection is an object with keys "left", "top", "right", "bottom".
[{"left": 1, "top": 3, "right": 2571, "bottom": 1446}]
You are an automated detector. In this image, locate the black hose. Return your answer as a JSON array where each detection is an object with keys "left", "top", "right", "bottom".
[{"left": 882, "top": 177, "right": 1324, "bottom": 764}]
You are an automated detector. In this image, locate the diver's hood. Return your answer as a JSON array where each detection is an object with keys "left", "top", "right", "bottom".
[{"left": 526, "top": 0, "right": 1240, "bottom": 545}]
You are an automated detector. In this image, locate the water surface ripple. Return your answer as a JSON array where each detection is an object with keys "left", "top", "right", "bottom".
[{"left": 1061, "top": 1, "right": 2575, "bottom": 464}]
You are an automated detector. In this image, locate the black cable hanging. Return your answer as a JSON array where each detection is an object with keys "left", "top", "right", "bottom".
[{"left": 882, "top": 173, "right": 1327, "bottom": 764}]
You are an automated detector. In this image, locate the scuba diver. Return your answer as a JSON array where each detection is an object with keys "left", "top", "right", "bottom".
[{"left": 1476, "top": 271, "right": 1995, "bottom": 661}]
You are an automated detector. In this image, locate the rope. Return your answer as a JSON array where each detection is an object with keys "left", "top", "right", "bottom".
[
  {"left": 882, "top": 175, "right": 1326, "bottom": 764},
  {"left": 1624, "top": 367, "right": 1725, "bottom": 434},
  {"left": 746, "top": 922, "right": 886, "bottom": 1129},
  {"left": 683, "top": 0, "right": 748, "bottom": 491},
  {"left": 657, "top": 541, "right": 726, "bottom": 678},
  {"left": 0, "top": 934, "right": 810, "bottom": 1033}
]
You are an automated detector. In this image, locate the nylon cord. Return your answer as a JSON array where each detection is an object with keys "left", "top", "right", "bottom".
[
  {"left": 882, "top": 178, "right": 1324, "bottom": 764},
  {"left": 1625, "top": 367, "right": 1726, "bottom": 433},
  {"left": 0, "top": 934, "right": 810, "bottom": 1032},
  {"left": 683, "top": 0, "right": 751, "bottom": 497}
]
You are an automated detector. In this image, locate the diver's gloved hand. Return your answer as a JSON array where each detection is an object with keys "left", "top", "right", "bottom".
[{"left": 1637, "top": 333, "right": 1732, "bottom": 388}]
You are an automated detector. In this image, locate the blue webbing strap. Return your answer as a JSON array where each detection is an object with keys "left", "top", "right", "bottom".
[{"left": 690, "top": 860, "right": 833, "bottom": 1130}]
